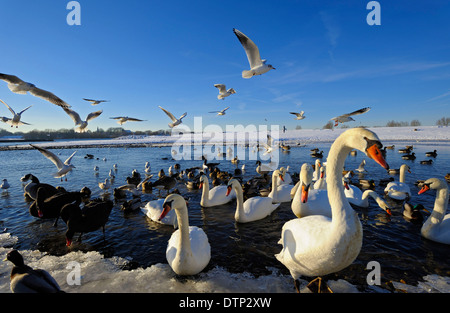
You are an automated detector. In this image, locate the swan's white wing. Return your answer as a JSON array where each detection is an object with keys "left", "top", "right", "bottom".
[
  {"left": 233, "top": 28, "right": 262, "bottom": 69},
  {"left": 29, "top": 87, "right": 71, "bottom": 109},
  {"left": 86, "top": 110, "right": 103, "bottom": 121},
  {"left": 0, "top": 99, "right": 16, "bottom": 115},
  {"left": 30, "top": 144, "right": 64, "bottom": 169},
  {"left": 64, "top": 150, "right": 77, "bottom": 165},
  {"left": 159, "top": 106, "right": 177, "bottom": 122},
  {"left": 63, "top": 107, "right": 82, "bottom": 125},
  {"left": 0, "top": 73, "right": 25, "bottom": 84}
]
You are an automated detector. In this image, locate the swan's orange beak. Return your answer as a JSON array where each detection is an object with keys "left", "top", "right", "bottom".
[
  {"left": 301, "top": 184, "right": 309, "bottom": 203},
  {"left": 344, "top": 181, "right": 350, "bottom": 190},
  {"left": 279, "top": 175, "right": 284, "bottom": 182},
  {"left": 159, "top": 201, "right": 172, "bottom": 221},
  {"left": 226, "top": 185, "right": 232, "bottom": 196},
  {"left": 367, "top": 144, "right": 389, "bottom": 170},
  {"left": 199, "top": 182, "right": 203, "bottom": 189},
  {"left": 418, "top": 184, "right": 430, "bottom": 195}
]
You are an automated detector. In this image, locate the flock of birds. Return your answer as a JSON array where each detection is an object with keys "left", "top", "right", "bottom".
[
  {"left": 1, "top": 127, "right": 449, "bottom": 293},
  {"left": 1, "top": 28, "right": 372, "bottom": 134}
]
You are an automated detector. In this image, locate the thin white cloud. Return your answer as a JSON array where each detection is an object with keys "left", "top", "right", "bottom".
[{"left": 426, "top": 90, "right": 450, "bottom": 102}]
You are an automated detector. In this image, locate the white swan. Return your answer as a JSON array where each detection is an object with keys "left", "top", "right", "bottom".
[
  {"left": 275, "top": 128, "right": 389, "bottom": 292},
  {"left": 384, "top": 164, "right": 411, "bottom": 200},
  {"left": 291, "top": 163, "right": 331, "bottom": 218},
  {"left": 343, "top": 181, "right": 391, "bottom": 213},
  {"left": 268, "top": 170, "right": 292, "bottom": 203},
  {"left": 418, "top": 178, "right": 450, "bottom": 245},
  {"left": 227, "top": 176, "right": 281, "bottom": 223},
  {"left": 199, "top": 174, "right": 235, "bottom": 207},
  {"left": 159, "top": 194, "right": 211, "bottom": 275},
  {"left": 312, "top": 159, "right": 322, "bottom": 182},
  {"left": 142, "top": 199, "right": 178, "bottom": 227},
  {"left": 313, "top": 166, "right": 327, "bottom": 190}
]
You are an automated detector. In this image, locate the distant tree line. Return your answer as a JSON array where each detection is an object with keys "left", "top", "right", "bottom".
[
  {"left": 0, "top": 127, "right": 171, "bottom": 140},
  {"left": 436, "top": 117, "right": 450, "bottom": 127}
]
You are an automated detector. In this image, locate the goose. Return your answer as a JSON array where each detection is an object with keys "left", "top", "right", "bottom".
[
  {"left": 343, "top": 180, "right": 391, "bottom": 213},
  {"left": 384, "top": 164, "right": 411, "bottom": 201},
  {"left": 226, "top": 176, "right": 281, "bottom": 223},
  {"left": 214, "top": 84, "right": 236, "bottom": 100},
  {"left": 60, "top": 199, "right": 113, "bottom": 246},
  {"left": 199, "top": 173, "right": 235, "bottom": 207},
  {"left": 30, "top": 144, "right": 76, "bottom": 181},
  {"left": 425, "top": 150, "right": 437, "bottom": 157},
  {"left": 142, "top": 199, "right": 178, "bottom": 227},
  {"left": 158, "top": 194, "right": 211, "bottom": 275},
  {"left": 0, "top": 99, "right": 32, "bottom": 128},
  {"left": 21, "top": 174, "right": 57, "bottom": 200},
  {"left": 232, "top": 28, "right": 275, "bottom": 79},
  {"left": 62, "top": 107, "right": 102, "bottom": 133},
  {"left": 417, "top": 178, "right": 450, "bottom": 245},
  {"left": 158, "top": 106, "right": 187, "bottom": 128},
  {"left": 3, "top": 250, "right": 63, "bottom": 293},
  {"left": 267, "top": 170, "right": 291, "bottom": 203},
  {"left": 275, "top": 127, "right": 389, "bottom": 293},
  {"left": 0, "top": 73, "right": 71, "bottom": 108}
]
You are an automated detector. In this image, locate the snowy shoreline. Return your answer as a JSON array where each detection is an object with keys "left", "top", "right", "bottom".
[{"left": 1, "top": 126, "right": 450, "bottom": 151}]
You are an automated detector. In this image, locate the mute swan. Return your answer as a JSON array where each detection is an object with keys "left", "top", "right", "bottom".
[
  {"left": 278, "top": 167, "right": 293, "bottom": 186},
  {"left": 142, "top": 199, "right": 178, "bottom": 227},
  {"left": 384, "top": 164, "right": 411, "bottom": 201},
  {"left": 291, "top": 164, "right": 331, "bottom": 218},
  {"left": 343, "top": 180, "right": 391, "bottom": 213},
  {"left": 312, "top": 159, "right": 322, "bottom": 182},
  {"left": 159, "top": 194, "right": 211, "bottom": 275},
  {"left": 418, "top": 178, "right": 450, "bottom": 245},
  {"left": 199, "top": 173, "right": 235, "bottom": 207},
  {"left": 267, "top": 170, "right": 291, "bottom": 203},
  {"left": 276, "top": 128, "right": 389, "bottom": 292},
  {"left": 227, "top": 176, "right": 281, "bottom": 223},
  {"left": 313, "top": 166, "right": 327, "bottom": 190}
]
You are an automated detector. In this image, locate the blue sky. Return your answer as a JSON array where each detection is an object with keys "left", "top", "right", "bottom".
[{"left": 1, "top": 0, "right": 449, "bottom": 133}]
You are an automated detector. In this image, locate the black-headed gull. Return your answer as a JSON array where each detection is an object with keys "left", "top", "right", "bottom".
[
  {"left": 330, "top": 107, "right": 371, "bottom": 126},
  {"left": 30, "top": 144, "right": 76, "bottom": 181},
  {"left": 0, "top": 99, "right": 32, "bottom": 128},
  {"left": 83, "top": 98, "right": 110, "bottom": 105},
  {"left": 214, "top": 84, "right": 236, "bottom": 100},
  {"left": 0, "top": 73, "right": 71, "bottom": 108},
  {"left": 63, "top": 107, "right": 102, "bottom": 133},
  {"left": 290, "top": 111, "right": 305, "bottom": 120},
  {"left": 233, "top": 28, "right": 275, "bottom": 79},
  {"left": 158, "top": 106, "right": 187, "bottom": 128},
  {"left": 109, "top": 116, "right": 146, "bottom": 125},
  {"left": 209, "top": 107, "right": 230, "bottom": 116}
]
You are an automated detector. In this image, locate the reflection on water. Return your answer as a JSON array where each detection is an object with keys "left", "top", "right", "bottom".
[{"left": 0, "top": 140, "right": 449, "bottom": 291}]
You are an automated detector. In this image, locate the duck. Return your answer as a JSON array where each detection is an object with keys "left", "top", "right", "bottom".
[
  {"left": 255, "top": 160, "right": 275, "bottom": 175},
  {"left": 384, "top": 164, "right": 411, "bottom": 201},
  {"left": 420, "top": 159, "right": 433, "bottom": 165},
  {"left": 158, "top": 194, "right": 211, "bottom": 275},
  {"left": 126, "top": 169, "right": 141, "bottom": 186},
  {"left": 202, "top": 156, "right": 219, "bottom": 172},
  {"left": 267, "top": 170, "right": 291, "bottom": 203},
  {"left": 275, "top": 127, "right": 389, "bottom": 292},
  {"left": 121, "top": 198, "right": 143, "bottom": 213},
  {"left": 425, "top": 150, "right": 437, "bottom": 157},
  {"left": 402, "top": 202, "right": 424, "bottom": 222},
  {"left": 199, "top": 173, "right": 235, "bottom": 207},
  {"left": 417, "top": 178, "right": 450, "bottom": 245},
  {"left": 231, "top": 156, "right": 239, "bottom": 164},
  {"left": 21, "top": 174, "right": 58, "bottom": 200},
  {"left": 343, "top": 180, "right": 391, "bottom": 213},
  {"left": 227, "top": 176, "right": 281, "bottom": 223},
  {"left": 3, "top": 250, "right": 63, "bottom": 293},
  {"left": 151, "top": 174, "right": 177, "bottom": 196},
  {"left": 142, "top": 199, "right": 178, "bottom": 227},
  {"left": 30, "top": 187, "right": 91, "bottom": 226},
  {"left": 398, "top": 147, "right": 412, "bottom": 154},
  {"left": 310, "top": 150, "right": 323, "bottom": 158},
  {"left": 60, "top": 199, "right": 113, "bottom": 246},
  {"left": 385, "top": 145, "right": 395, "bottom": 150},
  {"left": 446, "top": 173, "right": 450, "bottom": 183},
  {"left": 402, "top": 152, "right": 416, "bottom": 160}
]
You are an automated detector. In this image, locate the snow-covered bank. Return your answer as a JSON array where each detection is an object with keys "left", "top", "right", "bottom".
[{"left": 1, "top": 126, "right": 449, "bottom": 150}]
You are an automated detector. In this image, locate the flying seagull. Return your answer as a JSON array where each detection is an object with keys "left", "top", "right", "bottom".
[
  {"left": 214, "top": 84, "right": 236, "bottom": 100},
  {"left": 209, "top": 107, "right": 230, "bottom": 116},
  {"left": 0, "top": 73, "right": 71, "bottom": 108},
  {"left": 232, "top": 28, "right": 275, "bottom": 79},
  {"left": 158, "top": 106, "right": 187, "bottom": 128},
  {"left": 83, "top": 98, "right": 110, "bottom": 105},
  {"left": 290, "top": 111, "right": 305, "bottom": 120},
  {"left": 0, "top": 99, "right": 32, "bottom": 128},
  {"left": 330, "top": 107, "right": 371, "bottom": 127},
  {"left": 63, "top": 107, "right": 103, "bottom": 133},
  {"left": 30, "top": 144, "right": 76, "bottom": 181},
  {"left": 109, "top": 116, "right": 146, "bottom": 125}
]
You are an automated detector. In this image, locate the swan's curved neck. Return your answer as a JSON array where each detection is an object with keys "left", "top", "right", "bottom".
[
  {"left": 201, "top": 178, "right": 210, "bottom": 205},
  {"left": 425, "top": 187, "right": 449, "bottom": 227},
  {"left": 326, "top": 135, "right": 359, "bottom": 227},
  {"left": 233, "top": 183, "right": 245, "bottom": 221},
  {"left": 399, "top": 166, "right": 407, "bottom": 183},
  {"left": 271, "top": 173, "right": 278, "bottom": 201},
  {"left": 174, "top": 205, "right": 192, "bottom": 254}
]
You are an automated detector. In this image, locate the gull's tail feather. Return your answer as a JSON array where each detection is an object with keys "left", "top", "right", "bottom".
[{"left": 242, "top": 70, "right": 253, "bottom": 79}]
